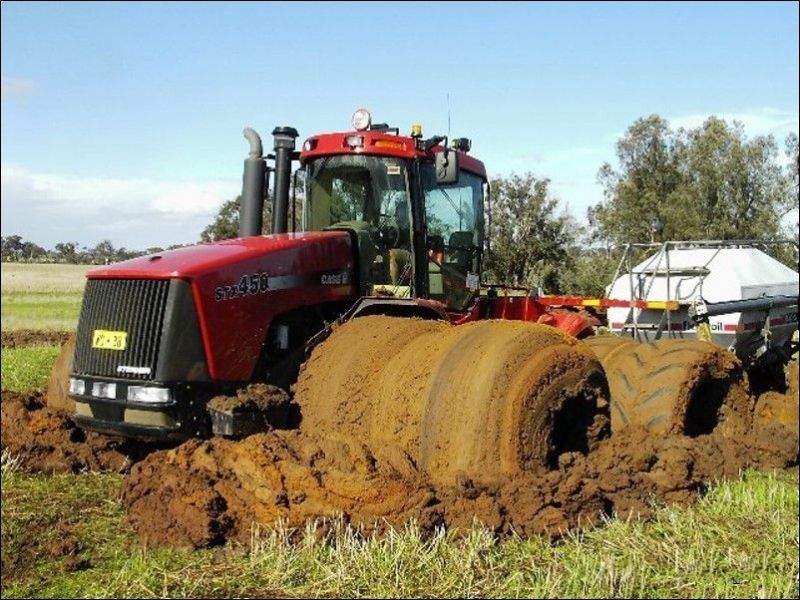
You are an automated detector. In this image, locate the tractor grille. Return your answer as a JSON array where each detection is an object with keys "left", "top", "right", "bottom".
[{"left": 73, "top": 279, "right": 171, "bottom": 380}]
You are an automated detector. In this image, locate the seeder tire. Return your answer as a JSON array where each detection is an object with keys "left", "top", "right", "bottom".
[{"left": 597, "top": 339, "right": 751, "bottom": 436}]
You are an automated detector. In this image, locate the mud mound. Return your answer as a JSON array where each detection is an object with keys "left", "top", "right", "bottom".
[
  {"left": 295, "top": 316, "right": 610, "bottom": 484},
  {"left": 1, "top": 329, "right": 73, "bottom": 349},
  {"left": 121, "top": 420, "right": 797, "bottom": 549},
  {"left": 593, "top": 338, "right": 752, "bottom": 436},
  {"left": 45, "top": 334, "right": 77, "bottom": 413},
  {"left": 0, "top": 391, "right": 157, "bottom": 474},
  {"left": 121, "top": 319, "right": 796, "bottom": 549},
  {"left": 753, "top": 385, "right": 799, "bottom": 462}
]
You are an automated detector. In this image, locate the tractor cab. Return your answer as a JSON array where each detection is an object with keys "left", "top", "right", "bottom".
[{"left": 298, "top": 109, "right": 488, "bottom": 311}]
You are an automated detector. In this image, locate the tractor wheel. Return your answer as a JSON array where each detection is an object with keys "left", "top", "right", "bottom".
[
  {"left": 598, "top": 339, "right": 751, "bottom": 437},
  {"left": 583, "top": 334, "right": 638, "bottom": 361},
  {"left": 46, "top": 333, "right": 76, "bottom": 414},
  {"left": 294, "top": 315, "right": 610, "bottom": 485}
]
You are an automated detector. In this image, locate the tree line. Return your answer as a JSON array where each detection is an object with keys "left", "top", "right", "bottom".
[
  {"left": 0, "top": 236, "right": 188, "bottom": 265},
  {"left": 5, "top": 114, "right": 798, "bottom": 294}
]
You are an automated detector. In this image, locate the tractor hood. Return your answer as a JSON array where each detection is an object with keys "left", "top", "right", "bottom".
[{"left": 87, "top": 231, "right": 352, "bottom": 280}]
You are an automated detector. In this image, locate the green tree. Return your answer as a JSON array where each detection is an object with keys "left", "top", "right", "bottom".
[
  {"left": 592, "top": 115, "right": 794, "bottom": 245},
  {"left": 484, "top": 173, "right": 576, "bottom": 292},
  {"left": 1, "top": 235, "right": 24, "bottom": 261},
  {"left": 54, "top": 242, "right": 78, "bottom": 263}
]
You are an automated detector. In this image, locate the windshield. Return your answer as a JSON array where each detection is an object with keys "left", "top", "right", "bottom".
[{"left": 304, "top": 155, "right": 410, "bottom": 231}]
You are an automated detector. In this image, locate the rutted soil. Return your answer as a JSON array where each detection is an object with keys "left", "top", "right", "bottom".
[
  {"left": 121, "top": 424, "right": 796, "bottom": 549},
  {"left": 3, "top": 317, "right": 798, "bottom": 549},
  {"left": 0, "top": 391, "right": 157, "bottom": 474},
  {"left": 1, "top": 330, "right": 73, "bottom": 349},
  {"left": 119, "top": 318, "right": 799, "bottom": 549}
]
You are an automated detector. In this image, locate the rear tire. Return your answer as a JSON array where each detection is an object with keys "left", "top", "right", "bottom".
[{"left": 597, "top": 339, "right": 750, "bottom": 436}]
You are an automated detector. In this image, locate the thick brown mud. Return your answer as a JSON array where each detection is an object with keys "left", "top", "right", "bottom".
[
  {"left": 119, "top": 318, "right": 799, "bottom": 549},
  {"left": 0, "top": 391, "right": 157, "bottom": 474},
  {"left": 4, "top": 317, "right": 797, "bottom": 549},
  {"left": 121, "top": 423, "right": 796, "bottom": 549},
  {"left": 1, "top": 330, "right": 73, "bottom": 349},
  {"left": 294, "top": 317, "right": 610, "bottom": 484}
]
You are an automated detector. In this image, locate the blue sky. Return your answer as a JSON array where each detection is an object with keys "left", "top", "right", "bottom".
[{"left": 2, "top": 1, "right": 798, "bottom": 249}]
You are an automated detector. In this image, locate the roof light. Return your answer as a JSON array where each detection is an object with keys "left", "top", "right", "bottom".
[
  {"left": 345, "top": 135, "right": 364, "bottom": 148},
  {"left": 411, "top": 123, "right": 423, "bottom": 138},
  {"left": 352, "top": 108, "right": 371, "bottom": 131}
]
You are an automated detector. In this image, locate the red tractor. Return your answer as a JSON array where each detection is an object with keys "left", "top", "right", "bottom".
[{"left": 60, "top": 109, "right": 595, "bottom": 440}]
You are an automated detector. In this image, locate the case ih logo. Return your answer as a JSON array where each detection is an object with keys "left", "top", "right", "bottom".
[{"left": 321, "top": 272, "right": 349, "bottom": 285}]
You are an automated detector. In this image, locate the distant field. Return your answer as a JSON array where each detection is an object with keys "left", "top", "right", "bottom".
[{"left": 1, "top": 263, "right": 90, "bottom": 331}]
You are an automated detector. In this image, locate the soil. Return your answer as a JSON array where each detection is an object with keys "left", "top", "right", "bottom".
[
  {"left": 118, "top": 317, "right": 799, "bottom": 549},
  {"left": 208, "top": 383, "right": 292, "bottom": 414},
  {"left": 589, "top": 338, "right": 753, "bottom": 436},
  {"left": 294, "top": 317, "right": 610, "bottom": 484},
  {"left": 0, "top": 390, "right": 158, "bottom": 474},
  {"left": 120, "top": 423, "right": 796, "bottom": 549},
  {"left": 1, "top": 330, "right": 73, "bottom": 349},
  {"left": 3, "top": 316, "right": 797, "bottom": 550}
]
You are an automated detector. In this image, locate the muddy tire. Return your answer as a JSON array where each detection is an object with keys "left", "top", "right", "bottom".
[
  {"left": 295, "top": 316, "right": 610, "bottom": 485},
  {"left": 46, "top": 334, "right": 76, "bottom": 414},
  {"left": 583, "top": 334, "right": 637, "bottom": 361},
  {"left": 598, "top": 339, "right": 751, "bottom": 436}
]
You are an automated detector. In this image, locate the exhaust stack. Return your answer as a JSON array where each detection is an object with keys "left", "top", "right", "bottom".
[
  {"left": 239, "top": 128, "right": 266, "bottom": 238},
  {"left": 271, "top": 126, "right": 299, "bottom": 235}
]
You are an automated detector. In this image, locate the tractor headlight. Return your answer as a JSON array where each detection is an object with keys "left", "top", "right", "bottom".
[
  {"left": 352, "top": 108, "right": 371, "bottom": 131},
  {"left": 92, "top": 382, "right": 117, "bottom": 399},
  {"left": 127, "top": 386, "right": 172, "bottom": 404},
  {"left": 68, "top": 378, "right": 85, "bottom": 396}
]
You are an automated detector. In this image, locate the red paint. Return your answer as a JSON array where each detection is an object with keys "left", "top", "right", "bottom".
[
  {"left": 300, "top": 130, "right": 487, "bottom": 179},
  {"left": 87, "top": 232, "right": 356, "bottom": 380}
]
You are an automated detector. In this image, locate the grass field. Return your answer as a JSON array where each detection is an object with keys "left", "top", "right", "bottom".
[
  {"left": 1, "top": 263, "right": 799, "bottom": 599},
  {"left": 1, "top": 263, "right": 89, "bottom": 331}
]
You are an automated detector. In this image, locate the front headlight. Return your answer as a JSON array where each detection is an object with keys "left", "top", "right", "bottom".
[
  {"left": 92, "top": 382, "right": 117, "bottom": 399},
  {"left": 127, "top": 386, "right": 172, "bottom": 404},
  {"left": 68, "top": 378, "right": 85, "bottom": 395}
]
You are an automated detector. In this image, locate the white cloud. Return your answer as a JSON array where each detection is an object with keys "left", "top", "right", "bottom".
[
  {"left": 0, "top": 163, "right": 239, "bottom": 248},
  {"left": 668, "top": 107, "right": 799, "bottom": 138},
  {"left": 1, "top": 76, "right": 38, "bottom": 101}
]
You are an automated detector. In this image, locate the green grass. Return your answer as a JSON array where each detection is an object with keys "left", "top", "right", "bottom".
[
  {"left": 1, "top": 263, "right": 88, "bottom": 331},
  {"left": 1, "top": 459, "right": 797, "bottom": 599},
  {"left": 1, "top": 262, "right": 798, "bottom": 598},
  {"left": 1, "top": 345, "right": 61, "bottom": 391}
]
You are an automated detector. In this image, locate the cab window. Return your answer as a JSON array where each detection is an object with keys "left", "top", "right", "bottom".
[{"left": 420, "top": 165, "right": 484, "bottom": 309}]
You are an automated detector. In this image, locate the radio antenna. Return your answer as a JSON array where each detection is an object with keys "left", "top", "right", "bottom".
[{"left": 447, "top": 92, "right": 451, "bottom": 138}]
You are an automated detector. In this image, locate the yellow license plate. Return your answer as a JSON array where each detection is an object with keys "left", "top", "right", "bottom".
[{"left": 92, "top": 330, "right": 127, "bottom": 350}]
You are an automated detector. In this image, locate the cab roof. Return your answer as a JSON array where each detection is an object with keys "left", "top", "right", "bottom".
[{"left": 299, "top": 130, "right": 487, "bottom": 179}]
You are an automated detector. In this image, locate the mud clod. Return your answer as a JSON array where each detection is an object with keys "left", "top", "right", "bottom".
[
  {"left": 1, "top": 391, "right": 158, "bottom": 474},
  {"left": 118, "top": 318, "right": 798, "bottom": 549}
]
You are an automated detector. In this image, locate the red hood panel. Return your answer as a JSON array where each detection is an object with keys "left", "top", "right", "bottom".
[{"left": 87, "top": 231, "right": 351, "bottom": 279}]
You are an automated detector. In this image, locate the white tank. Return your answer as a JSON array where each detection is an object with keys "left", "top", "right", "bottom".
[{"left": 606, "top": 246, "right": 798, "bottom": 359}]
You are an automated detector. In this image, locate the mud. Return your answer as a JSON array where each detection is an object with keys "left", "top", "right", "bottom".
[
  {"left": 4, "top": 316, "right": 797, "bottom": 550},
  {"left": 208, "top": 383, "right": 292, "bottom": 414},
  {"left": 0, "top": 391, "right": 157, "bottom": 474},
  {"left": 119, "top": 317, "right": 799, "bottom": 549},
  {"left": 121, "top": 423, "right": 797, "bottom": 549},
  {"left": 295, "top": 317, "right": 610, "bottom": 484},
  {"left": 589, "top": 338, "right": 753, "bottom": 436},
  {"left": 1, "top": 329, "right": 73, "bottom": 349}
]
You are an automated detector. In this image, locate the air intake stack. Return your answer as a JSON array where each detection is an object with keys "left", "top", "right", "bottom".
[
  {"left": 271, "top": 126, "right": 299, "bottom": 234},
  {"left": 239, "top": 128, "right": 266, "bottom": 237}
]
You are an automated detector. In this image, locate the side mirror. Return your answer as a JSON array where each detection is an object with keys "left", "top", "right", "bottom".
[{"left": 435, "top": 148, "right": 459, "bottom": 184}]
